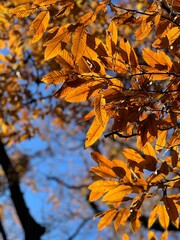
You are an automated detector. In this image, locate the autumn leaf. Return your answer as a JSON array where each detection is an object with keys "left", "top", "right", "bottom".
[
  {"left": 93, "top": 95, "right": 107, "bottom": 127},
  {"left": 122, "top": 148, "right": 144, "bottom": 163},
  {"left": 162, "top": 196, "right": 178, "bottom": 222},
  {"left": 11, "top": 4, "right": 35, "bottom": 18},
  {"left": 98, "top": 209, "right": 117, "bottom": 230},
  {"left": 85, "top": 115, "right": 108, "bottom": 148},
  {"left": 30, "top": 11, "right": 50, "bottom": 43},
  {"left": 71, "top": 26, "right": 87, "bottom": 62},
  {"left": 88, "top": 180, "right": 119, "bottom": 193},
  {"left": 156, "top": 131, "right": 167, "bottom": 153},
  {"left": 114, "top": 208, "right": 130, "bottom": 231},
  {"left": 42, "top": 70, "right": 68, "bottom": 84},
  {"left": 33, "top": 0, "right": 59, "bottom": 6},
  {"left": 102, "top": 185, "right": 132, "bottom": 202},
  {"left": 148, "top": 205, "right": 159, "bottom": 228},
  {"left": 158, "top": 205, "right": 169, "bottom": 229},
  {"left": 91, "top": 152, "right": 114, "bottom": 167},
  {"left": 142, "top": 48, "right": 172, "bottom": 70},
  {"left": 90, "top": 165, "right": 116, "bottom": 178}
]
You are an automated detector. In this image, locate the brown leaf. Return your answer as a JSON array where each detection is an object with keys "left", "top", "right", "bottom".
[{"left": 162, "top": 196, "right": 178, "bottom": 222}]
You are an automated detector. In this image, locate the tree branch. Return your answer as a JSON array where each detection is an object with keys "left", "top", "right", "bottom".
[
  {"left": 0, "top": 219, "right": 7, "bottom": 240},
  {"left": 104, "top": 131, "right": 138, "bottom": 138},
  {"left": 0, "top": 140, "right": 45, "bottom": 240}
]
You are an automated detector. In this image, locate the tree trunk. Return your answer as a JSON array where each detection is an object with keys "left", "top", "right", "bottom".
[{"left": 0, "top": 140, "right": 45, "bottom": 240}]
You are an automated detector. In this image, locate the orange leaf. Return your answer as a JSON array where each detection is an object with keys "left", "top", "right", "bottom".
[
  {"left": 122, "top": 148, "right": 144, "bottom": 163},
  {"left": 158, "top": 205, "right": 169, "bottom": 229},
  {"left": 122, "top": 233, "right": 130, "bottom": 240},
  {"left": 33, "top": 0, "right": 59, "bottom": 6},
  {"left": 11, "top": 4, "right": 35, "bottom": 18},
  {"left": 114, "top": 208, "right": 130, "bottom": 231},
  {"left": 42, "top": 70, "right": 68, "bottom": 84},
  {"left": 156, "top": 131, "right": 167, "bottom": 152},
  {"left": 142, "top": 48, "right": 172, "bottom": 70},
  {"left": 98, "top": 209, "right": 117, "bottom": 230},
  {"left": 71, "top": 26, "right": 87, "bottom": 62},
  {"left": 89, "top": 180, "right": 119, "bottom": 193},
  {"left": 30, "top": 11, "right": 50, "bottom": 43},
  {"left": 148, "top": 205, "right": 160, "bottom": 228},
  {"left": 102, "top": 185, "right": 132, "bottom": 202},
  {"left": 143, "top": 142, "right": 157, "bottom": 161},
  {"left": 65, "top": 81, "right": 101, "bottom": 103},
  {"left": 161, "top": 231, "right": 168, "bottom": 240},
  {"left": 93, "top": 95, "right": 107, "bottom": 127},
  {"left": 89, "top": 191, "right": 104, "bottom": 202},
  {"left": 85, "top": 116, "right": 108, "bottom": 148},
  {"left": 91, "top": 152, "right": 114, "bottom": 168},
  {"left": 90, "top": 165, "right": 116, "bottom": 178},
  {"left": 148, "top": 231, "right": 157, "bottom": 240}
]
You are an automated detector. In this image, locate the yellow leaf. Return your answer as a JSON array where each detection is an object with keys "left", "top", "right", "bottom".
[
  {"left": 44, "top": 24, "right": 71, "bottom": 60},
  {"left": 89, "top": 190, "right": 104, "bottom": 202},
  {"left": 135, "top": 20, "right": 152, "bottom": 40},
  {"left": 148, "top": 205, "right": 159, "bottom": 228},
  {"left": 102, "top": 185, "right": 132, "bottom": 202},
  {"left": 90, "top": 166, "right": 116, "bottom": 178},
  {"left": 33, "top": 0, "right": 59, "bottom": 6},
  {"left": 42, "top": 70, "right": 68, "bottom": 84},
  {"left": 89, "top": 180, "right": 119, "bottom": 192},
  {"left": 91, "top": 152, "right": 114, "bottom": 168},
  {"left": 78, "top": 12, "right": 97, "bottom": 26},
  {"left": 156, "top": 130, "right": 167, "bottom": 152},
  {"left": 158, "top": 205, "right": 169, "bottom": 229},
  {"left": 142, "top": 48, "right": 172, "bottom": 70},
  {"left": 161, "top": 231, "right": 168, "bottom": 240},
  {"left": 106, "top": 21, "right": 117, "bottom": 55},
  {"left": 98, "top": 209, "right": 117, "bottom": 230},
  {"left": 148, "top": 231, "right": 157, "bottom": 240},
  {"left": 85, "top": 116, "right": 108, "bottom": 148},
  {"left": 143, "top": 142, "right": 157, "bottom": 161},
  {"left": 65, "top": 81, "right": 101, "bottom": 103},
  {"left": 72, "top": 26, "right": 87, "bottom": 62},
  {"left": 119, "top": 38, "right": 131, "bottom": 63},
  {"left": 30, "top": 11, "right": 50, "bottom": 43},
  {"left": 11, "top": 4, "right": 35, "bottom": 18},
  {"left": 114, "top": 208, "right": 130, "bottom": 231},
  {"left": 122, "top": 233, "right": 130, "bottom": 240},
  {"left": 44, "top": 42, "right": 62, "bottom": 61},
  {"left": 122, "top": 148, "right": 144, "bottom": 163},
  {"left": 93, "top": 95, "right": 107, "bottom": 127},
  {"left": 56, "top": 49, "right": 74, "bottom": 69}
]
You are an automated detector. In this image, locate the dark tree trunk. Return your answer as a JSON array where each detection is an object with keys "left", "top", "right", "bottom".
[
  {"left": 0, "top": 218, "right": 7, "bottom": 240},
  {"left": 0, "top": 140, "right": 45, "bottom": 240}
]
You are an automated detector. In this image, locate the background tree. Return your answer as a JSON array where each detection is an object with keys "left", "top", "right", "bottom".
[{"left": 0, "top": 0, "right": 179, "bottom": 239}]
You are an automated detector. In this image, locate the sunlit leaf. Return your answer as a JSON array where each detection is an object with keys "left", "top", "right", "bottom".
[
  {"left": 11, "top": 4, "right": 35, "bottom": 18},
  {"left": 158, "top": 205, "right": 169, "bottom": 229},
  {"left": 85, "top": 116, "right": 108, "bottom": 148},
  {"left": 122, "top": 149, "right": 144, "bottom": 163},
  {"left": 42, "top": 70, "right": 68, "bottom": 84},
  {"left": 72, "top": 26, "right": 87, "bottom": 62},
  {"left": 102, "top": 185, "right": 132, "bottom": 202},
  {"left": 98, "top": 209, "right": 117, "bottom": 230},
  {"left": 114, "top": 208, "right": 130, "bottom": 231},
  {"left": 30, "top": 11, "right": 50, "bottom": 43}
]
